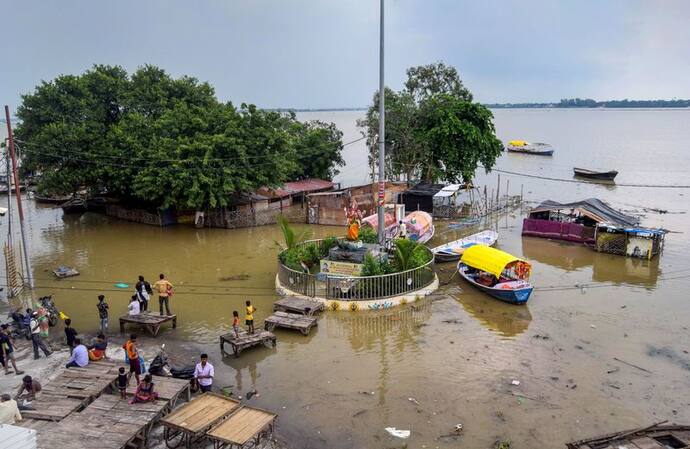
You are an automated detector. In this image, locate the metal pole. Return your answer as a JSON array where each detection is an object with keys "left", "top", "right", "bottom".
[
  {"left": 377, "top": 0, "right": 386, "bottom": 247},
  {"left": 5, "top": 140, "right": 12, "bottom": 247},
  {"left": 5, "top": 105, "right": 34, "bottom": 289}
]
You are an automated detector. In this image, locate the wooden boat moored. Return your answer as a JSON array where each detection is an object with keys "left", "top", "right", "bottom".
[
  {"left": 457, "top": 245, "right": 533, "bottom": 304},
  {"left": 506, "top": 140, "right": 554, "bottom": 156},
  {"left": 565, "top": 421, "right": 690, "bottom": 449},
  {"left": 432, "top": 230, "right": 498, "bottom": 262},
  {"left": 573, "top": 167, "right": 619, "bottom": 181},
  {"left": 34, "top": 194, "right": 73, "bottom": 204},
  {"left": 60, "top": 197, "right": 87, "bottom": 214}
]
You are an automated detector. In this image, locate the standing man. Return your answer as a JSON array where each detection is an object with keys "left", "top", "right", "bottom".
[
  {"left": 135, "top": 275, "right": 152, "bottom": 312},
  {"left": 0, "top": 324, "right": 24, "bottom": 375},
  {"left": 97, "top": 295, "right": 109, "bottom": 334},
  {"left": 245, "top": 300, "right": 257, "bottom": 335},
  {"left": 30, "top": 312, "right": 52, "bottom": 359},
  {"left": 193, "top": 354, "right": 214, "bottom": 393},
  {"left": 153, "top": 273, "right": 173, "bottom": 316},
  {"left": 398, "top": 220, "right": 407, "bottom": 239},
  {"left": 65, "top": 338, "right": 89, "bottom": 368},
  {"left": 123, "top": 334, "right": 141, "bottom": 385}
]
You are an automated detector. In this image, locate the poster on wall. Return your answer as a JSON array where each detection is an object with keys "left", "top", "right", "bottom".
[{"left": 320, "top": 259, "right": 362, "bottom": 277}]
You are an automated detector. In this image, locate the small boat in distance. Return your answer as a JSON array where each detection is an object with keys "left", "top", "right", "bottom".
[
  {"left": 432, "top": 230, "right": 498, "bottom": 262},
  {"left": 457, "top": 245, "right": 533, "bottom": 304},
  {"left": 506, "top": 140, "right": 554, "bottom": 156},
  {"left": 573, "top": 167, "right": 618, "bottom": 181}
]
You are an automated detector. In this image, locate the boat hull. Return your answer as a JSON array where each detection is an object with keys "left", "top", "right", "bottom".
[
  {"left": 573, "top": 168, "right": 618, "bottom": 181},
  {"left": 457, "top": 263, "right": 533, "bottom": 304},
  {"left": 432, "top": 230, "right": 498, "bottom": 262},
  {"left": 506, "top": 145, "right": 554, "bottom": 156}
]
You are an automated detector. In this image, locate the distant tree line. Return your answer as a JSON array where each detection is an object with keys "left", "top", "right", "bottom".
[
  {"left": 15, "top": 65, "right": 344, "bottom": 211},
  {"left": 486, "top": 98, "right": 690, "bottom": 108}
]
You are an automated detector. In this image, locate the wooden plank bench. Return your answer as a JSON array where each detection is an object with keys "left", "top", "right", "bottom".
[
  {"left": 161, "top": 392, "right": 240, "bottom": 448},
  {"left": 264, "top": 311, "right": 317, "bottom": 335},
  {"left": 273, "top": 297, "right": 324, "bottom": 316},
  {"left": 206, "top": 405, "right": 277, "bottom": 449},
  {"left": 119, "top": 312, "right": 177, "bottom": 336},
  {"left": 219, "top": 330, "right": 276, "bottom": 358}
]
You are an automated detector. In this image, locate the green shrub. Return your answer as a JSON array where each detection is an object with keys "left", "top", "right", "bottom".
[
  {"left": 359, "top": 226, "right": 378, "bottom": 244},
  {"left": 320, "top": 236, "right": 339, "bottom": 257},
  {"left": 281, "top": 247, "right": 303, "bottom": 271},
  {"left": 361, "top": 253, "right": 394, "bottom": 276}
]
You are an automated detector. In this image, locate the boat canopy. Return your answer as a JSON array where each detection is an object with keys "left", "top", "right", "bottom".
[
  {"left": 461, "top": 245, "right": 528, "bottom": 278},
  {"left": 508, "top": 140, "right": 528, "bottom": 146}
]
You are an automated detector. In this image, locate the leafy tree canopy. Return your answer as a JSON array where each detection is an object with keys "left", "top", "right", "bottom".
[
  {"left": 16, "top": 64, "right": 344, "bottom": 210},
  {"left": 359, "top": 61, "right": 502, "bottom": 183}
]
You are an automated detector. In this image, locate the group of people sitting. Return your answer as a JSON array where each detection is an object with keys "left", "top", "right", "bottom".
[
  {"left": 64, "top": 328, "right": 109, "bottom": 369},
  {"left": 0, "top": 375, "right": 41, "bottom": 424}
]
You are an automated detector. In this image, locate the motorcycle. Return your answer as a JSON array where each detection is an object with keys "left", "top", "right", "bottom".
[
  {"left": 148, "top": 345, "right": 196, "bottom": 380},
  {"left": 38, "top": 295, "right": 59, "bottom": 327},
  {"left": 6, "top": 309, "right": 31, "bottom": 340}
]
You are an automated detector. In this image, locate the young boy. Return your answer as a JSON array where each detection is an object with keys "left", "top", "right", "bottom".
[
  {"left": 64, "top": 319, "right": 78, "bottom": 353},
  {"left": 117, "top": 367, "right": 128, "bottom": 399},
  {"left": 245, "top": 300, "right": 256, "bottom": 335},
  {"left": 232, "top": 311, "right": 240, "bottom": 338}
]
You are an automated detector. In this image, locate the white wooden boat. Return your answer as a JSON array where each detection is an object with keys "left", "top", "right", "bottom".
[{"left": 432, "top": 230, "right": 498, "bottom": 262}]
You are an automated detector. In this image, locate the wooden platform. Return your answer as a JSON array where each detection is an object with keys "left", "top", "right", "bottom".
[
  {"left": 119, "top": 312, "right": 177, "bottom": 336},
  {"left": 273, "top": 297, "right": 324, "bottom": 315},
  {"left": 44, "top": 394, "right": 171, "bottom": 449},
  {"left": 264, "top": 311, "right": 317, "bottom": 335},
  {"left": 207, "top": 406, "right": 277, "bottom": 448},
  {"left": 219, "top": 330, "right": 277, "bottom": 358},
  {"left": 125, "top": 375, "right": 192, "bottom": 408},
  {"left": 23, "top": 380, "right": 192, "bottom": 449},
  {"left": 161, "top": 393, "right": 240, "bottom": 447},
  {"left": 22, "top": 359, "right": 123, "bottom": 421}
]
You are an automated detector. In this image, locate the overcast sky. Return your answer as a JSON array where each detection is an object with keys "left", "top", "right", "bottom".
[{"left": 2, "top": 0, "right": 689, "bottom": 109}]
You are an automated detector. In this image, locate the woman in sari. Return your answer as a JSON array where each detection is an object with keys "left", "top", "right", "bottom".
[
  {"left": 129, "top": 374, "right": 158, "bottom": 404},
  {"left": 88, "top": 334, "right": 108, "bottom": 361}
]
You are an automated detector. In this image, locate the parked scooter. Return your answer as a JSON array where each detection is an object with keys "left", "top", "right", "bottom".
[
  {"left": 6, "top": 309, "right": 31, "bottom": 340},
  {"left": 148, "top": 345, "right": 196, "bottom": 380}
]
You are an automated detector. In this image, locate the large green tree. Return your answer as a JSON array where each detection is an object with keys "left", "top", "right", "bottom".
[
  {"left": 16, "top": 64, "right": 344, "bottom": 210},
  {"left": 359, "top": 62, "right": 502, "bottom": 184}
]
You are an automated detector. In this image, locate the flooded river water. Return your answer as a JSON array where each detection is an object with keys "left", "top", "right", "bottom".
[{"left": 1, "top": 109, "right": 690, "bottom": 448}]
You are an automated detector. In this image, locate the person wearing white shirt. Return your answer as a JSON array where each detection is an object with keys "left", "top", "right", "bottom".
[
  {"left": 65, "top": 338, "right": 89, "bottom": 368},
  {"left": 128, "top": 295, "right": 141, "bottom": 316},
  {"left": 193, "top": 354, "right": 214, "bottom": 393},
  {"left": 0, "top": 393, "right": 22, "bottom": 424}
]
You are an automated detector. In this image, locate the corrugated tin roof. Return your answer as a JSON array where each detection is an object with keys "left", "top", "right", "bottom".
[
  {"left": 404, "top": 183, "right": 446, "bottom": 196},
  {"left": 284, "top": 178, "right": 335, "bottom": 193},
  {"left": 258, "top": 178, "right": 334, "bottom": 198},
  {"left": 530, "top": 198, "right": 639, "bottom": 227}
]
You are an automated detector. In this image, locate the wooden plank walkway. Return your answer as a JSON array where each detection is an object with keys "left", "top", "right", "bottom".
[
  {"left": 23, "top": 359, "right": 123, "bottom": 421},
  {"left": 207, "top": 406, "right": 277, "bottom": 448},
  {"left": 161, "top": 392, "right": 240, "bottom": 448},
  {"left": 220, "top": 330, "right": 276, "bottom": 358},
  {"left": 24, "top": 378, "right": 192, "bottom": 449},
  {"left": 264, "top": 311, "right": 317, "bottom": 335},
  {"left": 119, "top": 312, "right": 177, "bottom": 336},
  {"left": 273, "top": 297, "right": 324, "bottom": 315}
]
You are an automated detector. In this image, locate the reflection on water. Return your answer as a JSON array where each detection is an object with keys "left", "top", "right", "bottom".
[
  {"left": 447, "top": 285, "right": 532, "bottom": 337},
  {"left": 325, "top": 300, "right": 432, "bottom": 343},
  {"left": 522, "top": 236, "right": 660, "bottom": 287}
]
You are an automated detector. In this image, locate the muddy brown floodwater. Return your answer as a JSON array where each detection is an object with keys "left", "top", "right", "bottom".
[{"left": 2, "top": 109, "right": 690, "bottom": 448}]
